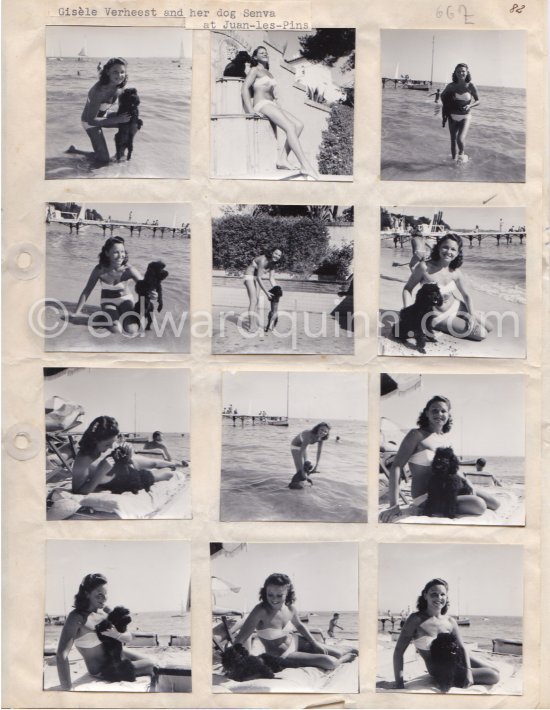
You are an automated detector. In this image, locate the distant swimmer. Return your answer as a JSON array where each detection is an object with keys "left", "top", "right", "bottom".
[
  {"left": 289, "top": 423, "right": 331, "bottom": 490},
  {"left": 328, "top": 613, "right": 344, "bottom": 638}
]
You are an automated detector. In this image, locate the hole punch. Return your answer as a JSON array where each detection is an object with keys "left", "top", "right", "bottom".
[
  {"left": 5, "top": 243, "right": 42, "bottom": 280},
  {"left": 3, "top": 424, "right": 40, "bottom": 461}
]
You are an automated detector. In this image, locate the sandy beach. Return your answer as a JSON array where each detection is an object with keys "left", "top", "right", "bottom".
[
  {"left": 212, "top": 281, "right": 353, "bottom": 355},
  {"left": 378, "top": 244, "right": 525, "bottom": 358},
  {"left": 376, "top": 631, "right": 522, "bottom": 695}
]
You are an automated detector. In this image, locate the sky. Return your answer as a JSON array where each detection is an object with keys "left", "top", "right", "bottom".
[
  {"left": 382, "top": 206, "right": 526, "bottom": 232},
  {"left": 223, "top": 371, "right": 368, "bottom": 421},
  {"left": 44, "top": 368, "right": 189, "bottom": 433},
  {"left": 74, "top": 203, "right": 191, "bottom": 225},
  {"left": 46, "top": 541, "right": 191, "bottom": 615},
  {"left": 380, "top": 374, "right": 525, "bottom": 457},
  {"left": 211, "top": 543, "right": 358, "bottom": 613},
  {"left": 46, "top": 26, "right": 192, "bottom": 59},
  {"left": 381, "top": 30, "right": 526, "bottom": 88},
  {"left": 378, "top": 543, "right": 523, "bottom": 617}
]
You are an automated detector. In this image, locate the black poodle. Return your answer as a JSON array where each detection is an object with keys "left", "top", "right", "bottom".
[
  {"left": 95, "top": 606, "right": 136, "bottom": 682},
  {"left": 424, "top": 447, "right": 474, "bottom": 519},
  {"left": 115, "top": 88, "right": 143, "bottom": 161},
  {"left": 221, "top": 643, "right": 300, "bottom": 682},
  {"left": 223, "top": 51, "right": 251, "bottom": 78},
  {"left": 101, "top": 445, "right": 155, "bottom": 495},
  {"left": 134, "top": 261, "right": 169, "bottom": 331},
  {"left": 393, "top": 283, "right": 443, "bottom": 353},
  {"left": 430, "top": 632, "right": 468, "bottom": 692},
  {"left": 265, "top": 285, "right": 283, "bottom": 333}
]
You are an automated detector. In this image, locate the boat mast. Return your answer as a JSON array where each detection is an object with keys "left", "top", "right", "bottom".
[
  {"left": 286, "top": 372, "right": 290, "bottom": 419},
  {"left": 430, "top": 35, "right": 435, "bottom": 85}
]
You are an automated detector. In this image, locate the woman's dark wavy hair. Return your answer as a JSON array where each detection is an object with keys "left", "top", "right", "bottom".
[
  {"left": 78, "top": 416, "right": 120, "bottom": 457},
  {"left": 452, "top": 63, "right": 471, "bottom": 83},
  {"left": 416, "top": 578, "right": 449, "bottom": 615},
  {"left": 250, "top": 46, "right": 270, "bottom": 70},
  {"left": 99, "top": 57, "right": 128, "bottom": 87},
  {"left": 312, "top": 422, "right": 331, "bottom": 440},
  {"left": 73, "top": 572, "right": 108, "bottom": 611},
  {"left": 429, "top": 233, "right": 463, "bottom": 271},
  {"left": 417, "top": 396, "right": 453, "bottom": 433},
  {"left": 259, "top": 573, "right": 296, "bottom": 607},
  {"left": 98, "top": 236, "right": 128, "bottom": 268}
]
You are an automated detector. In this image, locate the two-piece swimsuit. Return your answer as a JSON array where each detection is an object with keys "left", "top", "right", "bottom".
[
  {"left": 426, "top": 280, "right": 461, "bottom": 327},
  {"left": 291, "top": 432, "right": 305, "bottom": 450},
  {"left": 81, "top": 91, "right": 117, "bottom": 131},
  {"left": 252, "top": 74, "right": 277, "bottom": 115},
  {"left": 256, "top": 620, "right": 298, "bottom": 658},
  {"left": 99, "top": 271, "right": 134, "bottom": 311},
  {"left": 73, "top": 610, "right": 106, "bottom": 668},
  {"left": 448, "top": 84, "right": 478, "bottom": 122},
  {"left": 408, "top": 432, "right": 451, "bottom": 505}
]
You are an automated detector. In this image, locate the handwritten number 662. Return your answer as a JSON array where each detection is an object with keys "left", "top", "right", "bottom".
[{"left": 435, "top": 5, "right": 469, "bottom": 19}]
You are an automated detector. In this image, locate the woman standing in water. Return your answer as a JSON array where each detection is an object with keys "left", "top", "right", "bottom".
[
  {"left": 242, "top": 46, "right": 320, "bottom": 179},
  {"left": 67, "top": 58, "right": 131, "bottom": 164},
  {"left": 56, "top": 573, "right": 156, "bottom": 689},
  {"left": 441, "top": 63, "right": 479, "bottom": 164},
  {"left": 392, "top": 578, "right": 499, "bottom": 692}
]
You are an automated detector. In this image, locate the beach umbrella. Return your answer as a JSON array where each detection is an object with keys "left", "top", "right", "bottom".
[
  {"left": 209, "top": 543, "right": 247, "bottom": 559},
  {"left": 380, "top": 417, "right": 408, "bottom": 451},
  {"left": 211, "top": 575, "right": 241, "bottom": 595},
  {"left": 380, "top": 374, "right": 422, "bottom": 398}
]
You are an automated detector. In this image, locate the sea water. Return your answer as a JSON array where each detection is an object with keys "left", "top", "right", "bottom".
[
  {"left": 46, "top": 57, "right": 191, "bottom": 179},
  {"left": 381, "top": 84, "right": 525, "bottom": 182},
  {"left": 381, "top": 239, "right": 526, "bottom": 305},
  {"left": 221, "top": 417, "right": 368, "bottom": 522},
  {"left": 46, "top": 223, "right": 190, "bottom": 352}
]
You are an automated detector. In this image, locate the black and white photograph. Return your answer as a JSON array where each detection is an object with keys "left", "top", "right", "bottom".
[
  {"left": 380, "top": 30, "right": 526, "bottom": 182},
  {"left": 46, "top": 26, "right": 191, "bottom": 179},
  {"left": 212, "top": 204, "right": 354, "bottom": 355},
  {"left": 220, "top": 371, "right": 368, "bottom": 522},
  {"left": 211, "top": 29, "right": 355, "bottom": 180},
  {"left": 378, "top": 206, "right": 526, "bottom": 358},
  {"left": 211, "top": 542, "right": 359, "bottom": 693},
  {"left": 44, "top": 202, "right": 191, "bottom": 353},
  {"left": 44, "top": 367, "right": 191, "bottom": 520},
  {"left": 378, "top": 373, "right": 525, "bottom": 525},
  {"left": 44, "top": 540, "right": 191, "bottom": 692},
  {"left": 377, "top": 543, "right": 523, "bottom": 695}
]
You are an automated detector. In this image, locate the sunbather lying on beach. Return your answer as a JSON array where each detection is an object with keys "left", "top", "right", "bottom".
[
  {"left": 233, "top": 573, "right": 357, "bottom": 670},
  {"left": 56, "top": 573, "right": 155, "bottom": 690},
  {"left": 289, "top": 423, "right": 330, "bottom": 489},
  {"left": 71, "top": 416, "right": 176, "bottom": 494},
  {"left": 393, "top": 578, "right": 499, "bottom": 692},
  {"left": 142, "top": 431, "right": 172, "bottom": 461},
  {"left": 402, "top": 234, "right": 492, "bottom": 342},
  {"left": 73, "top": 236, "right": 142, "bottom": 335},
  {"left": 66, "top": 58, "right": 132, "bottom": 165}
]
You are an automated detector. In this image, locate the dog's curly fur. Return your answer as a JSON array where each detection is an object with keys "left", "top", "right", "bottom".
[
  {"left": 393, "top": 283, "right": 443, "bottom": 353},
  {"left": 430, "top": 632, "right": 468, "bottom": 692},
  {"left": 95, "top": 606, "right": 136, "bottom": 682},
  {"left": 221, "top": 643, "right": 301, "bottom": 682},
  {"left": 134, "top": 261, "right": 169, "bottom": 331},
  {"left": 115, "top": 88, "right": 143, "bottom": 161},
  {"left": 223, "top": 51, "right": 251, "bottom": 78},
  {"left": 265, "top": 286, "right": 283, "bottom": 332},
  {"left": 424, "top": 447, "right": 473, "bottom": 518},
  {"left": 102, "top": 446, "right": 155, "bottom": 495}
]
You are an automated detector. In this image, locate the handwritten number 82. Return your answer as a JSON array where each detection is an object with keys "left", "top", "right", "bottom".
[{"left": 510, "top": 3, "right": 525, "bottom": 12}]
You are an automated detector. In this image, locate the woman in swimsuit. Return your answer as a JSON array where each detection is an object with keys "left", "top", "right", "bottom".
[
  {"left": 241, "top": 46, "right": 320, "bottom": 179},
  {"left": 74, "top": 236, "right": 142, "bottom": 334},
  {"left": 233, "top": 573, "right": 357, "bottom": 670},
  {"left": 289, "top": 422, "right": 331, "bottom": 489},
  {"left": 56, "top": 573, "right": 156, "bottom": 690},
  {"left": 66, "top": 58, "right": 131, "bottom": 165},
  {"left": 402, "top": 234, "right": 492, "bottom": 341},
  {"left": 243, "top": 249, "right": 282, "bottom": 332},
  {"left": 380, "top": 396, "right": 498, "bottom": 522},
  {"left": 393, "top": 578, "right": 499, "bottom": 691},
  {"left": 71, "top": 416, "right": 176, "bottom": 495},
  {"left": 441, "top": 63, "right": 479, "bottom": 163}
]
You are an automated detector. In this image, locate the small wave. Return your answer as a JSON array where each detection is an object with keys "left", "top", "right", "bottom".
[{"left": 471, "top": 278, "right": 526, "bottom": 305}]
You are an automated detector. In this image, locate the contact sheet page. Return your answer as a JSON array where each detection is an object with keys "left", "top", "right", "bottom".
[{"left": 2, "top": 0, "right": 548, "bottom": 708}]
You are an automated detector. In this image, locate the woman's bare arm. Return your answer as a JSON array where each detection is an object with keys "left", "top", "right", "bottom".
[
  {"left": 74, "top": 266, "right": 101, "bottom": 313},
  {"left": 393, "top": 615, "right": 419, "bottom": 688},
  {"left": 241, "top": 67, "right": 258, "bottom": 113},
  {"left": 402, "top": 263, "right": 427, "bottom": 307},
  {"left": 234, "top": 605, "right": 262, "bottom": 646},
  {"left": 387, "top": 430, "right": 423, "bottom": 507},
  {"left": 56, "top": 612, "right": 82, "bottom": 690}
]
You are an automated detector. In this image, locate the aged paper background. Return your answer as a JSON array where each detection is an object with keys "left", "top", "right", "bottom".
[{"left": 2, "top": 0, "right": 548, "bottom": 707}]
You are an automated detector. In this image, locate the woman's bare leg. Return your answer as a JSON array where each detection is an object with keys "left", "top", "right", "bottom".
[
  {"left": 448, "top": 120, "right": 459, "bottom": 160},
  {"left": 456, "top": 115, "right": 472, "bottom": 157},
  {"left": 259, "top": 103, "right": 319, "bottom": 179},
  {"left": 84, "top": 127, "right": 111, "bottom": 164},
  {"left": 457, "top": 494, "right": 487, "bottom": 516},
  {"left": 122, "top": 649, "right": 156, "bottom": 677},
  {"left": 277, "top": 109, "right": 304, "bottom": 169},
  {"left": 244, "top": 279, "right": 259, "bottom": 331}
]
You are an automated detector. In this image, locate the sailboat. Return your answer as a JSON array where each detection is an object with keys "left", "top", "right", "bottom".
[
  {"left": 172, "top": 39, "right": 186, "bottom": 64},
  {"left": 455, "top": 578, "right": 471, "bottom": 626},
  {"left": 77, "top": 42, "right": 87, "bottom": 61},
  {"left": 405, "top": 34, "right": 433, "bottom": 91},
  {"left": 267, "top": 373, "right": 289, "bottom": 426}
]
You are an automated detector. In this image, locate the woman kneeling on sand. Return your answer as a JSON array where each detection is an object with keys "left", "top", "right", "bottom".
[
  {"left": 56, "top": 573, "right": 156, "bottom": 690},
  {"left": 233, "top": 573, "right": 357, "bottom": 670},
  {"left": 393, "top": 578, "right": 499, "bottom": 692}
]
